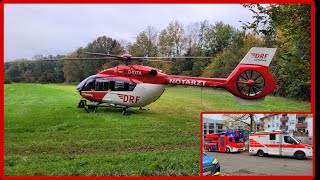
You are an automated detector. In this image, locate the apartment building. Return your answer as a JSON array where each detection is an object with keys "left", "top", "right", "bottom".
[
  {"left": 258, "top": 114, "right": 312, "bottom": 143},
  {"left": 203, "top": 117, "right": 227, "bottom": 138}
]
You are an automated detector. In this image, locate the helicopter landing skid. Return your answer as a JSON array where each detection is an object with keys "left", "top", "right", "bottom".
[
  {"left": 78, "top": 100, "right": 131, "bottom": 115},
  {"left": 139, "top": 107, "right": 150, "bottom": 111}
]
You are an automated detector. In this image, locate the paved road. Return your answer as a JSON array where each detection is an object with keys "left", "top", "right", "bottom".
[{"left": 205, "top": 151, "right": 313, "bottom": 176}]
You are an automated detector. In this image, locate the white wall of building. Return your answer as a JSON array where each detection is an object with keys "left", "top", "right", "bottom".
[
  {"left": 306, "top": 117, "right": 312, "bottom": 136},
  {"left": 287, "top": 114, "right": 296, "bottom": 133}
]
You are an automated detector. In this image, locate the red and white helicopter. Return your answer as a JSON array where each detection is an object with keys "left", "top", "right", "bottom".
[{"left": 74, "top": 47, "right": 277, "bottom": 115}]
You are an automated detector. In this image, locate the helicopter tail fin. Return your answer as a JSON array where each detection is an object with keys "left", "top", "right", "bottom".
[
  {"left": 221, "top": 47, "right": 277, "bottom": 105},
  {"left": 239, "top": 47, "right": 277, "bottom": 67}
]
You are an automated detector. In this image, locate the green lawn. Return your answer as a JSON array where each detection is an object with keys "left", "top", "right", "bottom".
[{"left": 4, "top": 83, "right": 310, "bottom": 176}]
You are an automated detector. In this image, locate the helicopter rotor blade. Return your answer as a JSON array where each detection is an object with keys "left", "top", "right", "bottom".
[
  {"left": 135, "top": 59, "right": 173, "bottom": 63},
  {"left": 131, "top": 56, "right": 213, "bottom": 60},
  {"left": 82, "top": 52, "right": 124, "bottom": 59},
  {"left": 63, "top": 57, "right": 120, "bottom": 60},
  {"left": 39, "top": 57, "right": 122, "bottom": 61}
]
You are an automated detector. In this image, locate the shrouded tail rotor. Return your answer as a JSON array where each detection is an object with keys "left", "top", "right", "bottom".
[
  {"left": 236, "top": 70, "right": 265, "bottom": 97},
  {"left": 221, "top": 47, "right": 277, "bottom": 101}
]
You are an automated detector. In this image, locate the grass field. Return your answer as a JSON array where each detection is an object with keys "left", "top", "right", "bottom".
[{"left": 4, "top": 83, "right": 310, "bottom": 176}]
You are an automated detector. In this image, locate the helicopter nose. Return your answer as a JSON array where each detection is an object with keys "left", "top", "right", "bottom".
[
  {"left": 77, "top": 85, "right": 81, "bottom": 91},
  {"left": 76, "top": 79, "right": 86, "bottom": 91}
]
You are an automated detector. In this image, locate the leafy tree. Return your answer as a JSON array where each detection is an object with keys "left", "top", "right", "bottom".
[
  {"left": 223, "top": 114, "right": 259, "bottom": 132},
  {"left": 204, "top": 21, "right": 241, "bottom": 56},
  {"left": 5, "top": 60, "right": 23, "bottom": 82},
  {"left": 242, "top": 4, "right": 310, "bottom": 100},
  {"left": 197, "top": 20, "right": 209, "bottom": 50},
  {"left": 21, "top": 69, "right": 36, "bottom": 83},
  {"left": 62, "top": 36, "right": 125, "bottom": 82},
  {"left": 128, "top": 26, "right": 159, "bottom": 68},
  {"left": 4, "top": 72, "right": 12, "bottom": 84},
  {"left": 63, "top": 51, "right": 83, "bottom": 83},
  {"left": 158, "top": 20, "right": 187, "bottom": 57},
  {"left": 38, "top": 72, "right": 55, "bottom": 83},
  {"left": 202, "top": 33, "right": 264, "bottom": 78}
]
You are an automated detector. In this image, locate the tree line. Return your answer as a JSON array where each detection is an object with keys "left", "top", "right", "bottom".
[{"left": 4, "top": 4, "right": 310, "bottom": 101}]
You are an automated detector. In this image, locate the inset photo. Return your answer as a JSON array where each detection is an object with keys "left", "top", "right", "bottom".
[{"left": 201, "top": 113, "right": 313, "bottom": 176}]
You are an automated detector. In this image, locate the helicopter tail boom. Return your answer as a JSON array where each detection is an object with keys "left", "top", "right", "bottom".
[{"left": 166, "top": 47, "right": 277, "bottom": 100}]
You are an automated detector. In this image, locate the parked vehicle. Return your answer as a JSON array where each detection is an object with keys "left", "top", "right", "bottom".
[
  {"left": 204, "top": 131, "right": 246, "bottom": 153},
  {"left": 249, "top": 130, "right": 312, "bottom": 160},
  {"left": 202, "top": 153, "right": 220, "bottom": 176}
]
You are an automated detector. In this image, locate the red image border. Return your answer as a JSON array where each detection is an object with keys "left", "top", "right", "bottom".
[{"left": 1, "top": 1, "right": 315, "bottom": 180}]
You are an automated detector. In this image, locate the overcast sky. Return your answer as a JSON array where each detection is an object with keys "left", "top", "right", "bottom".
[{"left": 4, "top": 4, "right": 254, "bottom": 62}]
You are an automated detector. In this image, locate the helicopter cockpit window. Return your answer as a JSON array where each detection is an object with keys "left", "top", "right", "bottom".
[
  {"left": 92, "top": 79, "right": 136, "bottom": 91},
  {"left": 95, "top": 79, "right": 110, "bottom": 91},
  {"left": 82, "top": 78, "right": 95, "bottom": 91}
]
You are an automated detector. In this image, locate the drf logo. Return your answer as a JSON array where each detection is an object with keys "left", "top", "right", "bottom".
[
  {"left": 117, "top": 94, "right": 140, "bottom": 103},
  {"left": 251, "top": 53, "right": 268, "bottom": 61}
]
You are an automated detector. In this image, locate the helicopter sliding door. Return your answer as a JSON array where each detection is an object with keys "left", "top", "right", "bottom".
[
  {"left": 94, "top": 79, "right": 111, "bottom": 101},
  {"left": 101, "top": 79, "right": 140, "bottom": 105}
]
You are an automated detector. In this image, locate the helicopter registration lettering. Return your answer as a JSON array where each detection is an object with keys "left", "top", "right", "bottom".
[
  {"left": 168, "top": 79, "right": 206, "bottom": 86},
  {"left": 117, "top": 94, "right": 140, "bottom": 103},
  {"left": 128, "top": 70, "right": 142, "bottom": 76}
]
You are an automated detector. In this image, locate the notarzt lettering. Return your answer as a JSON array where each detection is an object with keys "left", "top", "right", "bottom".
[{"left": 168, "top": 79, "right": 206, "bottom": 86}]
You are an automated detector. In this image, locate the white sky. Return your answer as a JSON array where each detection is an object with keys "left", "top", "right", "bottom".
[{"left": 4, "top": 4, "right": 254, "bottom": 61}]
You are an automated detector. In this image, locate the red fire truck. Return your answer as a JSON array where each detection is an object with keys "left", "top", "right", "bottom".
[
  {"left": 249, "top": 130, "right": 312, "bottom": 160},
  {"left": 204, "top": 131, "right": 246, "bottom": 153}
]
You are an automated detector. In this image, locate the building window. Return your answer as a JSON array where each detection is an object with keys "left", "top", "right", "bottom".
[
  {"left": 216, "top": 124, "right": 223, "bottom": 129},
  {"left": 209, "top": 130, "right": 214, "bottom": 134},
  {"left": 269, "top": 134, "right": 276, "bottom": 140},
  {"left": 208, "top": 123, "right": 214, "bottom": 129},
  {"left": 203, "top": 124, "right": 207, "bottom": 129},
  {"left": 298, "top": 117, "right": 306, "bottom": 123},
  {"left": 217, "top": 130, "right": 224, "bottom": 133}
]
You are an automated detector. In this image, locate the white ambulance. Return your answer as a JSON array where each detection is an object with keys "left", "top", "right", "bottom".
[{"left": 249, "top": 130, "right": 312, "bottom": 160}]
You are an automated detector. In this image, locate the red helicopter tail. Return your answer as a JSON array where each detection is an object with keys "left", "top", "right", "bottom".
[{"left": 221, "top": 47, "right": 277, "bottom": 104}]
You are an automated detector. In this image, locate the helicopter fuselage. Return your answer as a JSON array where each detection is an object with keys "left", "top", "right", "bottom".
[{"left": 76, "top": 47, "right": 277, "bottom": 109}]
